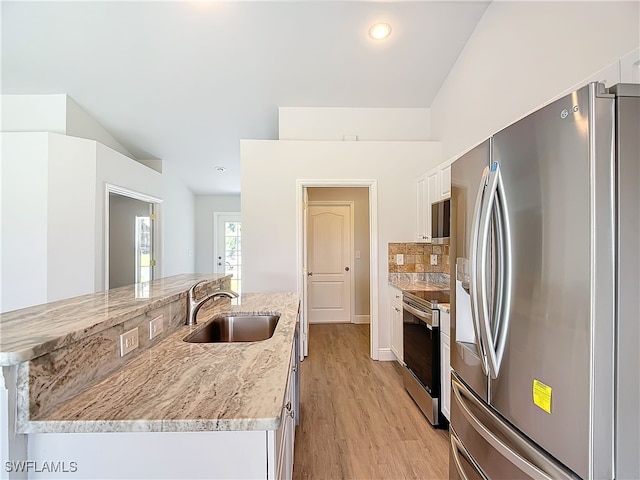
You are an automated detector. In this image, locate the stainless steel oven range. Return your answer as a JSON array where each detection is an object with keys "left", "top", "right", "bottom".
[{"left": 402, "top": 289, "right": 448, "bottom": 428}]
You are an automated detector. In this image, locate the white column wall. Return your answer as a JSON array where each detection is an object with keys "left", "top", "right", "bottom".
[
  {"left": 159, "top": 161, "right": 196, "bottom": 278},
  {"left": 47, "top": 134, "right": 97, "bottom": 302},
  {"left": 430, "top": 1, "right": 640, "bottom": 162},
  {"left": 0, "top": 133, "right": 49, "bottom": 312},
  {"left": 240, "top": 139, "right": 442, "bottom": 353},
  {"left": 0, "top": 95, "right": 67, "bottom": 134}
]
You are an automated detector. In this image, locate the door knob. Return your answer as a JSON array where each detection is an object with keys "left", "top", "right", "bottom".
[
  {"left": 308, "top": 272, "right": 313, "bottom": 276},
  {"left": 345, "top": 267, "right": 350, "bottom": 271}
]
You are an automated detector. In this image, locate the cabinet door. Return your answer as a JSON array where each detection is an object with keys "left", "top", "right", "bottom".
[
  {"left": 441, "top": 333, "right": 451, "bottom": 420},
  {"left": 389, "top": 287, "right": 403, "bottom": 362},
  {"left": 416, "top": 176, "right": 428, "bottom": 241},
  {"left": 440, "top": 164, "right": 451, "bottom": 199},
  {"left": 275, "top": 348, "right": 296, "bottom": 480}
]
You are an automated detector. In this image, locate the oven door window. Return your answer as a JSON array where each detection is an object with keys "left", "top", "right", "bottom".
[{"left": 403, "top": 309, "right": 437, "bottom": 395}]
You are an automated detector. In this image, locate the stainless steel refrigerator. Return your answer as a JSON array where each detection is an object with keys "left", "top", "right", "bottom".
[{"left": 449, "top": 82, "right": 639, "bottom": 480}]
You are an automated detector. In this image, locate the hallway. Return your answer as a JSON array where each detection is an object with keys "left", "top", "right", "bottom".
[{"left": 293, "top": 324, "right": 450, "bottom": 480}]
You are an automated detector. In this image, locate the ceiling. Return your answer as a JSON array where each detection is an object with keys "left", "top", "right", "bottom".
[{"left": 1, "top": 1, "right": 490, "bottom": 195}]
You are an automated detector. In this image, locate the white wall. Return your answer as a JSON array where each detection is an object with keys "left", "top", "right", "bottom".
[
  {"left": 47, "top": 134, "right": 97, "bottom": 302},
  {"left": 0, "top": 95, "right": 67, "bottom": 133},
  {"left": 95, "top": 144, "right": 195, "bottom": 290},
  {"left": 0, "top": 133, "right": 97, "bottom": 312},
  {"left": 0, "top": 133, "right": 49, "bottom": 312},
  {"left": 430, "top": 1, "right": 640, "bottom": 162},
  {"left": 159, "top": 161, "right": 196, "bottom": 278},
  {"left": 194, "top": 195, "right": 241, "bottom": 274},
  {"left": 65, "top": 97, "right": 134, "bottom": 159},
  {"left": 1, "top": 130, "right": 195, "bottom": 312},
  {"left": 279, "top": 107, "right": 430, "bottom": 141},
  {"left": 240, "top": 140, "right": 442, "bottom": 354},
  {"left": 307, "top": 187, "right": 370, "bottom": 320}
]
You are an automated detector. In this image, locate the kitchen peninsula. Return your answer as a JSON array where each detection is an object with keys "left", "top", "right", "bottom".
[{"left": 0, "top": 274, "right": 300, "bottom": 479}]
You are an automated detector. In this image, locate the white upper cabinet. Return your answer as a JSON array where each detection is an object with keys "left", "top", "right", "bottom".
[
  {"left": 439, "top": 164, "right": 451, "bottom": 199},
  {"left": 416, "top": 175, "right": 429, "bottom": 242},
  {"left": 416, "top": 159, "right": 452, "bottom": 242}
]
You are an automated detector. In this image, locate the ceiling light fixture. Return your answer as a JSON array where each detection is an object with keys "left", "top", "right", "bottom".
[{"left": 369, "top": 23, "right": 391, "bottom": 40}]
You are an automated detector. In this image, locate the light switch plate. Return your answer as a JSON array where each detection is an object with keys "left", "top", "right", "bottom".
[
  {"left": 396, "top": 254, "right": 404, "bottom": 265},
  {"left": 149, "top": 315, "right": 164, "bottom": 340},
  {"left": 120, "top": 327, "right": 139, "bottom": 357},
  {"left": 430, "top": 254, "right": 438, "bottom": 266}
]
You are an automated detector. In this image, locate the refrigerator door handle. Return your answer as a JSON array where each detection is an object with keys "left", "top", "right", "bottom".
[
  {"left": 469, "top": 165, "right": 490, "bottom": 374},
  {"left": 451, "top": 430, "right": 489, "bottom": 480},
  {"left": 451, "top": 375, "right": 554, "bottom": 480},
  {"left": 478, "top": 162, "right": 512, "bottom": 379}
]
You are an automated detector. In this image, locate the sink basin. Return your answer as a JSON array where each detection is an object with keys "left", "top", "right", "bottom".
[{"left": 184, "top": 314, "right": 280, "bottom": 343}]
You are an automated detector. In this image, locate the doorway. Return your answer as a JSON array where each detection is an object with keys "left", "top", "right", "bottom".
[
  {"left": 105, "top": 185, "right": 162, "bottom": 289},
  {"left": 297, "top": 181, "right": 378, "bottom": 360}
]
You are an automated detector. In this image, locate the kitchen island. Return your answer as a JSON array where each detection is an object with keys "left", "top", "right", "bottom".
[{"left": 0, "top": 274, "right": 300, "bottom": 479}]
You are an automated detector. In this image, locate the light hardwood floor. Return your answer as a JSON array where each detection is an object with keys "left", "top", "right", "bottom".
[{"left": 293, "top": 323, "right": 450, "bottom": 480}]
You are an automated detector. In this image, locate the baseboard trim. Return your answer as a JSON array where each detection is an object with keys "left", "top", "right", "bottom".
[
  {"left": 377, "top": 348, "right": 397, "bottom": 362},
  {"left": 353, "top": 315, "right": 370, "bottom": 324}
]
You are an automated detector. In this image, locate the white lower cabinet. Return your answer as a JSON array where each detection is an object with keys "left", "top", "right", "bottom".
[
  {"left": 389, "top": 286, "right": 403, "bottom": 363},
  {"left": 439, "top": 309, "right": 451, "bottom": 421},
  {"left": 27, "top": 343, "right": 300, "bottom": 480},
  {"left": 273, "top": 344, "right": 298, "bottom": 480}
]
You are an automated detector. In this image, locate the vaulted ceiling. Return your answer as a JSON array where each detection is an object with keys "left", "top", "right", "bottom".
[{"left": 1, "top": 1, "right": 490, "bottom": 194}]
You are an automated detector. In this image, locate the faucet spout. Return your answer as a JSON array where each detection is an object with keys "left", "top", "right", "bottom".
[{"left": 185, "top": 281, "right": 239, "bottom": 326}]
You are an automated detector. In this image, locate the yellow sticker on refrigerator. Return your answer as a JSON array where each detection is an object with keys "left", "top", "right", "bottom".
[{"left": 533, "top": 379, "right": 552, "bottom": 413}]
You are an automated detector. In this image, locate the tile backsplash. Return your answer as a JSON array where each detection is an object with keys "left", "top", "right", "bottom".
[{"left": 388, "top": 243, "right": 451, "bottom": 287}]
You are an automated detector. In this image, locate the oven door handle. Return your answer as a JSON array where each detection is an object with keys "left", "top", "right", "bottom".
[{"left": 402, "top": 302, "right": 434, "bottom": 328}]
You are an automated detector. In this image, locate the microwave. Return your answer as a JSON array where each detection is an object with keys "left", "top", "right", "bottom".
[{"left": 431, "top": 199, "right": 450, "bottom": 244}]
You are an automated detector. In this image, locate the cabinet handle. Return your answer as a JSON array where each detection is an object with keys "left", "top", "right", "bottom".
[
  {"left": 287, "top": 410, "right": 295, "bottom": 419},
  {"left": 285, "top": 401, "right": 292, "bottom": 412}
]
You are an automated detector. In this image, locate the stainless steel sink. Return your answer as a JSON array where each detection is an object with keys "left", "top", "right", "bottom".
[{"left": 183, "top": 314, "right": 280, "bottom": 343}]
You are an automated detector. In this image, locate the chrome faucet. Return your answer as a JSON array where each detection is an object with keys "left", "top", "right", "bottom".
[{"left": 186, "top": 281, "right": 238, "bottom": 326}]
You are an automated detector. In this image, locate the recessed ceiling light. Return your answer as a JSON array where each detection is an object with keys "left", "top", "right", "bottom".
[
  {"left": 369, "top": 23, "right": 391, "bottom": 40},
  {"left": 215, "top": 166, "right": 226, "bottom": 172}
]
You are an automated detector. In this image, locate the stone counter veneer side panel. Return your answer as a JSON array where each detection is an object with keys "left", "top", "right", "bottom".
[{"left": 18, "top": 278, "right": 231, "bottom": 428}]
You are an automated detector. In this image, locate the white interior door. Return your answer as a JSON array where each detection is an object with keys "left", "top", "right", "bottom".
[{"left": 307, "top": 203, "right": 352, "bottom": 323}]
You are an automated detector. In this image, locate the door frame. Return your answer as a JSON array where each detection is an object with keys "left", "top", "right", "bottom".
[
  {"left": 104, "top": 184, "right": 163, "bottom": 290},
  {"left": 296, "top": 179, "right": 379, "bottom": 360},
  {"left": 307, "top": 200, "right": 355, "bottom": 324}
]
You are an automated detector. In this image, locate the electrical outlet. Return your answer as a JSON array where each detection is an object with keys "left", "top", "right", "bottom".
[
  {"left": 396, "top": 254, "right": 404, "bottom": 265},
  {"left": 430, "top": 254, "right": 438, "bottom": 266},
  {"left": 120, "top": 327, "right": 139, "bottom": 357},
  {"left": 149, "top": 315, "right": 164, "bottom": 340}
]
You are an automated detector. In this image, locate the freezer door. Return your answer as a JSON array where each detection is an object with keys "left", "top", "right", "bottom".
[
  {"left": 450, "top": 428, "right": 488, "bottom": 480},
  {"left": 450, "top": 140, "right": 491, "bottom": 401},
  {"left": 488, "top": 83, "right": 616, "bottom": 479},
  {"left": 451, "top": 373, "right": 578, "bottom": 480},
  {"left": 613, "top": 85, "right": 640, "bottom": 480}
]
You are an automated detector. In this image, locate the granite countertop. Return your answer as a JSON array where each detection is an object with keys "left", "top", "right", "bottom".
[
  {"left": 389, "top": 280, "right": 450, "bottom": 293},
  {"left": 24, "top": 292, "right": 300, "bottom": 434},
  {"left": 438, "top": 303, "right": 451, "bottom": 313},
  {"left": 0, "top": 274, "right": 229, "bottom": 366}
]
